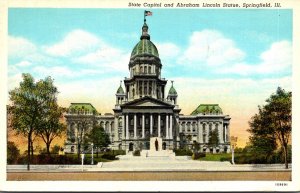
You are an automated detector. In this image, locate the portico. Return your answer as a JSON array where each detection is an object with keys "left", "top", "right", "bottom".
[{"left": 122, "top": 113, "right": 174, "bottom": 140}]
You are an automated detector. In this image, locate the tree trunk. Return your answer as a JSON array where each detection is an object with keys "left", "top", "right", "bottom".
[
  {"left": 46, "top": 142, "right": 51, "bottom": 156},
  {"left": 77, "top": 143, "right": 81, "bottom": 160},
  {"left": 283, "top": 144, "right": 288, "bottom": 169},
  {"left": 31, "top": 141, "right": 34, "bottom": 157},
  {"left": 96, "top": 147, "right": 99, "bottom": 158},
  {"left": 27, "top": 135, "right": 31, "bottom": 171}
]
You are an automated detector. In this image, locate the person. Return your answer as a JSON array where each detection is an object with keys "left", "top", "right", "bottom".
[{"left": 155, "top": 138, "right": 159, "bottom": 151}]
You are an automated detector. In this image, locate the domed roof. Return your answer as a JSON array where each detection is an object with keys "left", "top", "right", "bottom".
[
  {"left": 116, "top": 81, "right": 125, "bottom": 94},
  {"left": 168, "top": 81, "right": 177, "bottom": 95},
  {"left": 168, "top": 85, "right": 177, "bottom": 95},
  {"left": 130, "top": 22, "right": 159, "bottom": 59},
  {"left": 190, "top": 104, "right": 223, "bottom": 115},
  {"left": 131, "top": 39, "right": 159, "bottom": 58}
]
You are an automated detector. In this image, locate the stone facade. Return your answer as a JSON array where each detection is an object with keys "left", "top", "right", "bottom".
[{"left": 64, "top": 20, "right": 231, "bottom": 154}]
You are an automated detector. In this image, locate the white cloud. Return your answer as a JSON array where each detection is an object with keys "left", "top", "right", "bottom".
[
  {"left": 15, "top": 61, "right": 32, "bottom": 67},
  {"left": 74, "top": 45, "right": 130, "bottom": 72},
  {"left": 221, "top": 40, "right": 292, "bottom": 75},
  {"left": 33, "top": 66, "right": 76, "bottom": 78},
  {"left": 156, "top": 42, "right": 180, "bottom": 59},
  {"left": 45, "top": 29, "right": 101, "bottom": 57},
  {"left": 178, "top": 30, "right": 245, "bottom": 66},
  {"left": 8, "top": 36, "right": 37, "bottom": 58}
]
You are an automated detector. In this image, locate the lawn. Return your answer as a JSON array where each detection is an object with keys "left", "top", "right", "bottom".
[{"left": 197, "top": 153, "right": 233, "bottom": 161}]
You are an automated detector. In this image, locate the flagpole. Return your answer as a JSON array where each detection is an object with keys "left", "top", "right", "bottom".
[{"left": 144, "top": 10, "right": 146, "bottom": 23}]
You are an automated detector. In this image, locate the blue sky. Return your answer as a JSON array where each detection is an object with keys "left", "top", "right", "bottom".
[{"left": 8, "top": 8, "right": 293, "bottom": 146}]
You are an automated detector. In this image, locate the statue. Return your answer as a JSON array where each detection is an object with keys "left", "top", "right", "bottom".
[{"left": 155, "top": 138, "right": 159, "bottom": 151}]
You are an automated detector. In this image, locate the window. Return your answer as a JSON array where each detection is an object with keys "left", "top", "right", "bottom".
[
  {"left": 140, "top": 66, "right": 143, "bottom": 74},
  {"left": 148, "top": 66, "right": 151, "bottom": 74},
  {"left": 118, "top": 118, "right": 122, "bottom": 127},
  {"left": 130, "top": 118, "right": 133, "bottom": 126}
]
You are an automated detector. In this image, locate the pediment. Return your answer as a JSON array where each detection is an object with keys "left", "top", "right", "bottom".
[{"left": 121, "top": 96, "right": 173, "bottom": 108}]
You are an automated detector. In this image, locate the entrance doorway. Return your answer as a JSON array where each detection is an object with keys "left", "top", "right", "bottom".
[
  {"left": 129, "top": 142, "right": 134, "bottom": 151},
  {"left": 162, "top": 142, "right": 166, "bottom": 150}
]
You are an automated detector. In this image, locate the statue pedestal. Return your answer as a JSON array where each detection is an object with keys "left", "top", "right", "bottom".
[{"left": 150, "top": 137, "right": 162, "bottom": 151}]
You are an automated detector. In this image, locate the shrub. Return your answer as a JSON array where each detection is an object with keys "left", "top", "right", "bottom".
[
  {"left": 133, "top": 149, "right": 140, "bottom": 156},
  {"left": 192, "top": 152, "right": 206, "bottom": 160},
  {"left": 101, "top": 153, "right": 116, "bottom": 160},
  {"left": 7, "top": 141, "right": 20, "bottom": 164},
  {"left": 113, "top": 149, "right": 126, "bottom": 156},
  {"left": 51, "top": 145, "right": 61, "bottom": 154},
  {"left": 174, "top": 149, "right": 193, "bottom": 156}
]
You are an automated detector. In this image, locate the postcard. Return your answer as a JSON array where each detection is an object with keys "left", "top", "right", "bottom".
[{"left": 1, "top": 0, "right": 300, "bottom": 191}]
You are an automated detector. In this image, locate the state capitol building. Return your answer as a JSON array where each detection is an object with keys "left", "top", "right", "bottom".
[{"left": 64, "top": 17, "right": 231, "bottom": 154}]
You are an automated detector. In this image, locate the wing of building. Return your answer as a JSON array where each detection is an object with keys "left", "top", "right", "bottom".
[{"left": 64, "top": 19, "right": 231, "bottom": 154}]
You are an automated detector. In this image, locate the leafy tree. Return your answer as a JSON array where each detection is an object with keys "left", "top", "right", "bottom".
[
  {"left": 9, "top": 74, "right": 58, "bottom": 170},
  {"left": 7, "top": 141, "right": 20, "bottom": 164},
  {"left": 36, "top": 102, "right": 66, "bottom": 155},
  {"left": 248, "top": 87, "right": 291, "bottom": 168},
  {"left": 192, "top": 141, "right": 200, "bottom": 153},
  {"left": 208, "top": 129, "right": 219, "bottom": 148},
  {"left": 86, "top": 125, "right": 111, "bottom": 157},
  {"left": 76, "top": 120, "right": 92, "bottom": 159},
  {"left": 248, "top": 107, "right": 277, "bottom": 159},
  {"left": 51, "top": 144, "right": 61, "bottom": 154}
]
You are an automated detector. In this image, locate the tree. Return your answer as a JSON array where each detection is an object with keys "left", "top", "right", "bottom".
[
  {"left": 9, "top": 73, "right": 58, "bottom": 170},
  {"left": 208, "top": 129, "right": 219, "bottom": 148},
  {"left": 86, "top": 125, "right": 111, "bottom": 157},
  {"left": 36, "top": 102, "right": 66, "bottom": 155},
  {"left": 192, "top": 141, "right": 200, "bottom": 153},
  {"left": 76, "top": 120, "right": 91, "bottom": 159},
  {"left": 248, "top": 87, "right": 291, "bottom": 168},
  {"left": 7, "top": 141, "right": 20, "bottom": 164},
  {"left": 248, "top": 107, "right": 277, "bottom": 159}
]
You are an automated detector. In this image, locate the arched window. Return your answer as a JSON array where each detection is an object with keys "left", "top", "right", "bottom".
[
  {"left": 118, "top": 118, "right": 122, "bottom": 127},
  {"left": 140, "top": 66, "right": 143, "bottom": 74},
  {"left": 132, "top": 88, "right": 135, "bottom": 98},
  {"left": 148, "top": 66, "right": 151, "bottom": 74},
  {"left": 144, "top": 65, "right": 147, "bottom": 73}
]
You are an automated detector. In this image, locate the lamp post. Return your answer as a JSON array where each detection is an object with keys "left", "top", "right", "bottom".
[
  {"left": 230, "top": 136, "right": 237, "bottom": 165},
  {"left": 81, "top": 153, "right": 85, "bottom": 171},
  {"left": 91, "top": 143, "right": 94, "bottom": 165}
]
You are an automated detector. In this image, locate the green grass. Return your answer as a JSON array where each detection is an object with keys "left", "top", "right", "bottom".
[{"left": 197, "top": 153, "right": 232, "bottom": 161}]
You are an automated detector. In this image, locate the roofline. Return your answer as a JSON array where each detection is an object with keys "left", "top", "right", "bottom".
[{"left": 69, "top": 103, "right": 98, "bottom": 112}]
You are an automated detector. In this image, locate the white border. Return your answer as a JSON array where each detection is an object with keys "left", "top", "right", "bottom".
[{"left": 1, "top": 0, "right": 300, "bottom": 191}]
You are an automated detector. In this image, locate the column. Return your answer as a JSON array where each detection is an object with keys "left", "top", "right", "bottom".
[
  {"left": 224, "top": 125, "right": 227, "bottom": 142},
  {"left": 219, "top": 123, "right": 224, "bottom": 143},
  {"left": 179, "top": 122, "right": 182, "bottom": 133},
  {"left": 166, "top": 114, "right": 169, "bottom": 139},
  {"left": 109, "top": 122, "right": 112, "bottom": 134},
  {"left": 150, "top": 114, "right": 153, "bottom": 135},
  {"left": 126, "top": 114, "right": 129, "bottom": 139},
  {"left": 198, "top": 121, "right": 202, "bottom": 143},
  {"left": 114, "top": 117, "right": 118, "bottom": 142},
  {"left": 169, "top": 114, "right": 173, "bottom": 139},
  {"left": 158, "top": 114, "right": 161, "bottom": 137},
  {"left": 122, "top": 115, "right": 125, "bottom": 139},
  {"left": 142, "top": 114, "right": 145, "bottom": 138},
  {"left": 134, "top": 114, "right": 137, "bottom": 139}
]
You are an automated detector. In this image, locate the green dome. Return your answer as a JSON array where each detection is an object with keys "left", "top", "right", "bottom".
[
  {"left": 168, "top": 85, "right": 177, "bottom": 95},
  {"left": 116, "top": 85, "right": 125, "bottom": 94},
  {"left": 191, "top": 104, "right": 223, "bottom": 115},
  {"left": 131, "top": 39, "right": 159, "bottom": 58}
]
